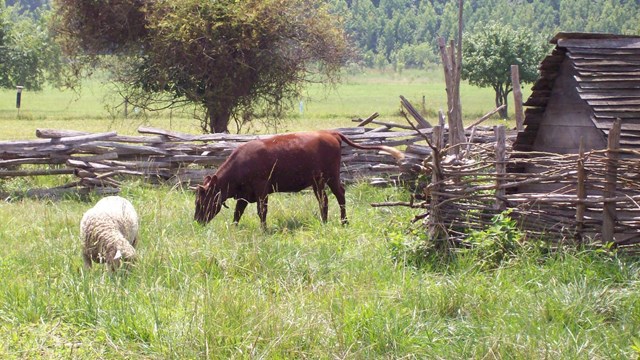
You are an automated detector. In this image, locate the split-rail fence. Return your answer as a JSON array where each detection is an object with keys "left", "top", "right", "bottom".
[{"left": 0, "top": 121, "right": 453, "bottom": 198}]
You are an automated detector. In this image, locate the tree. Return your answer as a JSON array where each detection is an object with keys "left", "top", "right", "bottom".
[
  {"left": 53, "top": 0, "right": 350, "bottom": 133},
  {"left": 461, "top": 23, "right": 547, "bottom": 118},
  {"left": 5, "top": 0, "right": 49, "bottom": 13},
  {"left": 0, "top": 4, "right": 61, "bottom": 90},
  {"left": 0, "top": 6, "right": 8, "bottom": 87}
]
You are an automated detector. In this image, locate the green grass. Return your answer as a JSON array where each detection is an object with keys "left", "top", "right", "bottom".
[
  {"left": 0, "top": 183, "right": 639, "bottom": 358},
  {"left": 0, "top": 68, "right": 521, "bottom": 139},
  {"left": 1, "top": 69, "right": 638, "bottom": 359}
]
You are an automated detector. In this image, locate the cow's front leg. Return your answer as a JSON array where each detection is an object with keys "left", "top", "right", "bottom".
[
  {"left": 257, "top": 196, "right": 269, "bottom": 229},
  {"left": 233, "top": 199, "right": 248, "bottom": 224}
]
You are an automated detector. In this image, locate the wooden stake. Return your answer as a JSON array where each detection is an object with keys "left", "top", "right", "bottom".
[
  {"left": 494, "top": 125, "right": 506, "bottom": 210},
  {"left": 602, "top": 119, "right": 621, "bottom": 244},
  {"left": 575, "top": 138, "right": 586, "bottom": 243},
  {"left": 428, "top": 125, "right": 447, "bottom": 242},
  {"left": 511, "top": 65, "right": 524, "bottom": 131}
]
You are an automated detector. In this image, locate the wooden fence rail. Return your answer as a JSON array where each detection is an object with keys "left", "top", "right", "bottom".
[{"left": 3, "top": 123, "right": 476, "bottom": 197}]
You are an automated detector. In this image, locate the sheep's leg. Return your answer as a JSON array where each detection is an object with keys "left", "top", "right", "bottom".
[
  {"left": 82, "top": 252, "right": 93, "bottom": 268},
  {"left": 233, "top": 199, "right": 248, "bottom": 224}
]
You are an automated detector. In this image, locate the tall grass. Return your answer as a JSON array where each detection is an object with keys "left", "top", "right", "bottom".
[
  {"left": 0, "top": 183, "right": 639, "bottom": 358},
  {"left": 0, "top": 69, "right": 638, "bottom": 359}
]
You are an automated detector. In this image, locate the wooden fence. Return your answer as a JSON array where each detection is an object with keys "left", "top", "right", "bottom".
[
  {"left": 0, "top": 123, "right": 452, "bottom": 198},
  {"left": 383, "top": 121, "right": 640, "bottom": 248}
]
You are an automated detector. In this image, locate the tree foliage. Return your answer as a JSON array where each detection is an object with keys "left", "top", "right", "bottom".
[
  {"left": 5, "top": 0, "right": 49, "bottom": 13},
  {"left": 14, "top": 0, "right": 640, "bottom": 125},
  {"left": 329, "top": 0, "right": 640, "bottom": 70},
  {"left": 0, "top": 3, "right": 61, "bottom": 90},
  {"left": 462, "top": 23, "right": 547, "bottom": 117},
  {"left": 53, "top": 0, "right": 350, "bottom": 133},
  {"left": 17, "top": 1, "right": 640, "bottom": 73},
  {"left": 53, "top": 0, "right": 146, "bottom": 56}
]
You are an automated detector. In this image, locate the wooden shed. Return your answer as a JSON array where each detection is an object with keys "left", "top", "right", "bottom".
[{"left": 513, "top": 32, "right": 640, "bottom": 154}]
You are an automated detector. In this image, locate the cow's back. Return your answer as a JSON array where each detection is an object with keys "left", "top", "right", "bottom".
[{"left": 223, "top": 131, "right": 342, "bottom": 193}]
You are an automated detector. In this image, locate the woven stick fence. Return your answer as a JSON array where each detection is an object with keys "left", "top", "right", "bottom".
[{"left": 382, "top": 120, "right": 640, "bottom": 248}]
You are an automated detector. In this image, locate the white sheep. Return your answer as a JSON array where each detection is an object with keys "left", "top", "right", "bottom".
[{"left": 80, "top": 196, "right": 139, "bottom": 271}]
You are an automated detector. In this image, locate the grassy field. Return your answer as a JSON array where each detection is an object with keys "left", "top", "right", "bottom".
[
  {"left": 1, "top": 69, "right": 639, "bottom": 359},
  {"left": 0, "top": 68, "right": 517, "bottom": 139}
]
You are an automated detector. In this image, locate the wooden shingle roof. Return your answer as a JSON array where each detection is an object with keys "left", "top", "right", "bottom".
[{"left": 514, "top": 32, "right": 640, "bottom": 151}]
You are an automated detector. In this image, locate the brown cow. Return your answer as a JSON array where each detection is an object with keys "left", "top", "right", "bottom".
[{"left": 194, "top": 130, "right": 404, "bottom": 228}]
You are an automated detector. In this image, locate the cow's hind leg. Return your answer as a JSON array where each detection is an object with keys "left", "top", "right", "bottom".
[
  {"left": 327, "top": 178, "right": 347, "bottom": 225},
  {"left": 312, "top": 180, "right": 329, "bottom": 222},
  {"left": 257, "top": 195, "right": 269, "bottom": 229},
  {"left": 233, "top": 199, "right": 249, "bottom": 224}
]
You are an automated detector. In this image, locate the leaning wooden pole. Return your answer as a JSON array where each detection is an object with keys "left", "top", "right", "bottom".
[
  {"left": 602, "top": 119, "right": 621, "bottom": 244},
  {"left": 437, "top": 0, "right": 465, "bottom": 156}
]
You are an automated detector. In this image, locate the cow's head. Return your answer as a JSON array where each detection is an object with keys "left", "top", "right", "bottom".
[{"left": 194, "top": 175, "right": 224, "bottom": 225}]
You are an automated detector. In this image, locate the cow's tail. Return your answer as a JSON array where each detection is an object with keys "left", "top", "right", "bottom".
[{"left": 335, "top": 132, "right": 405, "bottom": 161}]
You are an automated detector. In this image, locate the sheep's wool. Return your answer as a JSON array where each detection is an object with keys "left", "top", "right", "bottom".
[{"left": 81, "top": 196, "right": 139, "bottom": 269}]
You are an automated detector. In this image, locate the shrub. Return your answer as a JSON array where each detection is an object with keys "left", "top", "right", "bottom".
[{"left": 463, "top": 209, "right": 525, "bottom": 269}]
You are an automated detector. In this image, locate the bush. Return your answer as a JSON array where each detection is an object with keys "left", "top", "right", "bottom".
[
  {"left": 387, "top": 228, "right": 436, "bottom": 269},
  {"left": 463, "top": 209, "right": 526, "bottom": 269}
]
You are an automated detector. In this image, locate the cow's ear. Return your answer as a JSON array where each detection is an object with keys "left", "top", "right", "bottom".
[{"left": 203, "top": 175, "right": 213, "bottom": 187}]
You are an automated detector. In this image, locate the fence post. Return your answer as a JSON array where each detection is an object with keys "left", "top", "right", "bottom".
[
  {"left": 16, "top": 86, "right": 24, "bottom": 116},
  {"left": 511, "top": 65, "right": 524, "bottom": 131},
  {"left": 494, "top": 125, "right": 506, "bottom": 210},
  {"left": 575, "top": 138, "right": 586, "bottom": 243},
  {"left": 437, "top": 35, "right": 465, "bottom": 155},
  {"left": 428, "top": 125, "right": 447, "bottom": 242},
  {"left": 602, "top": 119, "right": 621, "bottom": 244}
]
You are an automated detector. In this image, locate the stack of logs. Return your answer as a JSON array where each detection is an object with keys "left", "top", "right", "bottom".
[{"left": 2, "top": 122, "right": 502, "bottom": 198}]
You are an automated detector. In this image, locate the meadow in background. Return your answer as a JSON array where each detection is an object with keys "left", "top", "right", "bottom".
[
  {"left": 0, "top": 69, "right": 639, "bottom": 359},
  {"left": 0, "top": 68, "right": 517, "bottom": 139}
]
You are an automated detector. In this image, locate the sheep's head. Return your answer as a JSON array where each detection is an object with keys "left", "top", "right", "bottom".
[
  {"left": 108, "top": 245, "right": 137, "bottom": 272},
  {"left": 194, "top": 175, "right": 224, "bottom": 225}
]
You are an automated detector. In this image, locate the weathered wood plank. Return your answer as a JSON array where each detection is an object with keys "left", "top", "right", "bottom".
[
  {"left": 575, "top": 75, "right": 640, "bottom": 83},
  {"left": 586, "top": 99, "right": 640, "bottom": 106},
  {"left": 573, "top": 58, "right": 640, "bottom": 66},
  {"left": 355, "top": 112, "right": 379, "bottom": 127},
  {"left": 578, "top": 91, "right": 640, "bottom": 99},
  {"left": 592, "top": 117, "right": 640, "bottom": 128},
  {"left": 558, "top": 38, "right": 640, "bottom": 49},
  {"left": 0, "top": 168, "right": 75, "bottom": 177},
  {"left": 0, "top": 131, "right": 117, "bottom": 149}
]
